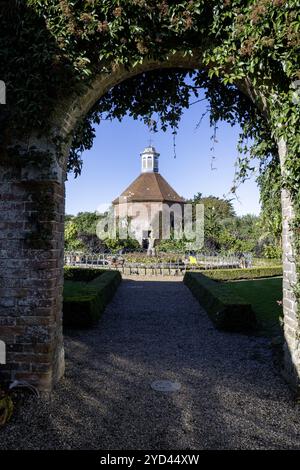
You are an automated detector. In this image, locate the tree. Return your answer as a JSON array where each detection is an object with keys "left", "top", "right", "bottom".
[
  {"left": 189, "top": 193, "right": 235, "bottom": 250},
  {"left": 190, "top": 193, "right": 236, "bottom": 220},
  {"left": 1, "top": 1, "right": 299, "bottom": 197},
  {"left": 103, "top": 236, "right": 140, "bottom": 253},
  {"left": 77, "top": 232, "right": 107, "bottom": 254},
  {"left": 73, "top": 211, "right": 105, "bottom": 235},
  {"left": 157, "top": 230, "right": 188, "bottom": 253},
  {"left": 1, "top": 1, "right": 299, "bottom": 284},
  {"left": 64, "top": 211, "right": 106, "bottom": 252},
  {"left": 65, "top": 220, "right": 85, "bottom": 252},
  {"left": 257, "top": 160, "right": 282, "bottom": 246}
]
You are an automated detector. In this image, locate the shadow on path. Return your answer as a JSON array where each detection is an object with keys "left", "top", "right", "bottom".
[{"left": 1, "top": 277, "right": 299, "bottom": 449}]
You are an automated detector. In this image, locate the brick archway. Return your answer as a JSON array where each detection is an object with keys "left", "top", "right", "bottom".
[{"left": 0, "top": 55, "right": 298, "bottom": 393}]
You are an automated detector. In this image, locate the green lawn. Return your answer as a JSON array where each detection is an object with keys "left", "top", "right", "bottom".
[{"left": 226, "top": 277, "right": 283, "bottom": 337}]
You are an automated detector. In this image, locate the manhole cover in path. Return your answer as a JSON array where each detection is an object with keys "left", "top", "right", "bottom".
[{"left": 151, "top": 380, "right": 181, "bottom": 392}]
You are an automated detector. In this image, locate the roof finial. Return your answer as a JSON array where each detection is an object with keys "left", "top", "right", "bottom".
[
  {"left": 147, "top": 118, "right": 155, "bottom": 148},
  {"left": 148, "top": 134, "right": 153, "bottom": 147}
]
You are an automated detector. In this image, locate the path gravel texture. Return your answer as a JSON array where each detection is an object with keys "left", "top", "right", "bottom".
[{"left": 1, "top": 276, "right": 299, "bottom": 450}]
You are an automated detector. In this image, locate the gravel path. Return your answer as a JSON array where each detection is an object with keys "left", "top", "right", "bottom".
[{"left": 1, "top": 276, "right": 299, "bottom": 450}]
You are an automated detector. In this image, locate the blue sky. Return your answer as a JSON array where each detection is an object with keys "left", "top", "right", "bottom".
[{"left": 65, "top": 98, "right": 261, "bottom": 217}]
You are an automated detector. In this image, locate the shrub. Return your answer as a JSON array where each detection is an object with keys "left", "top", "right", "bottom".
[
  {"left": 196, "top": 266, "right": 282, "bottom": 281},
  {"left": 184, "top": 272, "right": 257, "bottom": 332},
  {"left": 63, "top": 270, "right": 121, "bottom": 328},
  {"left": 252, "top": 257, "right": 282, "bottom": 267},
  {"left": 64, "top": 266, "right": 106, "bottom": 282},
  {"left": 263, "top": 245, "right": 283, "bottom": 259}
]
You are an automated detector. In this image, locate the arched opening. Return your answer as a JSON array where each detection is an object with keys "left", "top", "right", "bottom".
[
  {"left": 0, "top": 2, "right": 298, "bottom": 398},
  {"left": 54, "top": 63, "right": 297, "bottom": 392}
]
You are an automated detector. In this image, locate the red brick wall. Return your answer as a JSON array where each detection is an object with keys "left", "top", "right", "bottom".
[{"left": 0, "top": 155, "right": 65, "bottom": 392}]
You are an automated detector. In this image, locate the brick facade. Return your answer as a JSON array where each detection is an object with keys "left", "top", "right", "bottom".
[
  {"left": 0, "top": 149, "right": 65, "bottom": 393},
  {"left": 281, "top": 189, "right": 300, "bottom": 389},
  {"left": 279, "top": 139, "right": 300, "bottom": 391}
]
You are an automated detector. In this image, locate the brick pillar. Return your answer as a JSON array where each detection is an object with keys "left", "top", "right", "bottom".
[
  {"left": 279, "top": 139, "right": 300, "bottom": 391},
  {"left": 0, "top": 149, "right": 65, "bottom": 393}
]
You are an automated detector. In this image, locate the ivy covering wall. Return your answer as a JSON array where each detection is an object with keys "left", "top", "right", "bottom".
[{"left": 0, "top": 1, "right": 299, "bottom": 305}]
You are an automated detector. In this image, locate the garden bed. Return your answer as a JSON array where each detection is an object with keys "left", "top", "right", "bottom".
[
  {"left": 184, "top": 272, "right": 257, "bottom": 332},
  {"left": 63, "top": 269, "right": 122, "bottom": 328},
  {"left": 198, "top": 266, "right": 282, "bottom": 281}
]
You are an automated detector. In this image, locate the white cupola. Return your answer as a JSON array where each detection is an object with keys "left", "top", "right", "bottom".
[{"left": 140, "top": 146, "right": 160, "bottom": 173}]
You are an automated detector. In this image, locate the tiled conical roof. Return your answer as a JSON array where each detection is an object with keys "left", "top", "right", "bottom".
[{"left": 113, "top": 172, "right": 184, "bottom": 204}]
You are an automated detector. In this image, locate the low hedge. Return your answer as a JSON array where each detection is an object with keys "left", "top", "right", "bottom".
[
  {"left": 197, "top": 266, "right": 282, "bottom": 281},
  {"left": 63, "top": 270, "right": 122, "bottom": 328},
  {"left": 184, "top": 272, "right": 257, "bottom": 332},
  {"left": 64, "top": 266, "right": 106, "bottom": 282}
]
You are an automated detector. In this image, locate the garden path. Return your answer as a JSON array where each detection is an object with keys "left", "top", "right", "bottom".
[{"left": 1, "top": 276, "right": 299, "bottom": 449}]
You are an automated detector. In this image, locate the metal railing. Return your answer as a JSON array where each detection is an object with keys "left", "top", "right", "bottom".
[{"left": 64, "top": 251, "right": 252, "bottom": 275}]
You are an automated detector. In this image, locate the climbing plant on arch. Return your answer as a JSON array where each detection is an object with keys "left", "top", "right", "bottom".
[{"left": 0, "top": 0, "right": 299, "bottom": 392}]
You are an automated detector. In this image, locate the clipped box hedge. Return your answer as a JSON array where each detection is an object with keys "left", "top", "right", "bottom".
[
  {"left": 197, "top": 266, "right": 282, "bottom": 281},
  {"left": 184, "top": 272, "right": 257, "bottom": 332},
  {"left": 63, "top": 270, "right": 122, "bottom": 328},
  {"left": 64, "top": 266, "right": 107, "bottom": 282}
]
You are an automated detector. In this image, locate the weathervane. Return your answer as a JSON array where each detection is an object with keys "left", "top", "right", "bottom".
[
  {"left": 148, "top": 133, "right": 153, "bottom": 147},
  {"left": 147, "top": 118, "right": 155, "bottom": 147}
]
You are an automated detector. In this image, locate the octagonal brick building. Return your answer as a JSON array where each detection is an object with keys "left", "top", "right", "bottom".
[{"left": 113, "top": 146, "right": 185, "bottom": 247}]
